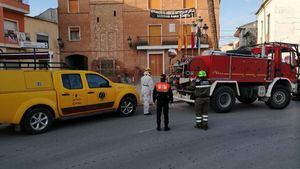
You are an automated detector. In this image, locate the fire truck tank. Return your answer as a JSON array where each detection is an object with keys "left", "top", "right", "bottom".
[{"left": 188, "top": 55, "right": 269, "bottom": 83}]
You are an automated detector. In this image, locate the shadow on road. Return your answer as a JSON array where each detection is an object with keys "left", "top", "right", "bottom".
[{"left": 0, "top": 106, "right": 144, "bottom": 135}]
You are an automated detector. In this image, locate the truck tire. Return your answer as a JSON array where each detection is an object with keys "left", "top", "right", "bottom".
[
  {"left": 210, "top": 86, "right": 236, "bottom": 113},
  {"left": 237, "top": 97, "right": 257, "bottom": 104},
  {"left": 22, "top": 107, "right": 54, "bottom": 134},
  {"left": 265, "top": 85, "right": 291, "bottom": 109},
  {"left": 118, "top": 97, "right": 137, "bottom": 117}
]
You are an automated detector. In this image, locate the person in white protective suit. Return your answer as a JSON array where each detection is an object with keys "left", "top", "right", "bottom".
[{"left": 141, "top": 69, "right": 154, "bottom": 115}]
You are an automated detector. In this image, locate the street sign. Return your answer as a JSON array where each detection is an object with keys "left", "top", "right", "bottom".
[{"left": 19, "top": 41, "right": 49, "bottom": 49}]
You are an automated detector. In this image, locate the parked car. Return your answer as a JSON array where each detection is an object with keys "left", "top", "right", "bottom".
[{"left": 0, "top": 70, "right": 140, "bottom": 134}]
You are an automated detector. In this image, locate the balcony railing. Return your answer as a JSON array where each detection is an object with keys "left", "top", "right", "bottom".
[
  {"left": 135, "top": 34, "right": 209, "bottom": 47},
  {"left": 4, "top": 30, "right": 31, "bottom": 45}
]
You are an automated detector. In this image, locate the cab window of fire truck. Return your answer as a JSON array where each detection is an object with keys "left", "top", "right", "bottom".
[
  {"left": 281, "top": 49, "right": 291, "bottom": 64},
  {"left": 290, "top": 51, "right": 297, "bottom": 67},
  {"left": 267, "top": 49, "right": 274, "bottom": 59}
]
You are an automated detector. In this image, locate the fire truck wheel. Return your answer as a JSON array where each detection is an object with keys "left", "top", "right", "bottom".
[
  {"left": 210, "top": 86, "right": 236, "bottom": 113},
  {"left": 266, "top": 85, "right": 291, "bottom": 109},
  {"left": 237, "top": 97, "right": 257, "bottom": 104}
]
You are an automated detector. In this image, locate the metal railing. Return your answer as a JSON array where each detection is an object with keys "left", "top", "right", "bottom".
[{"left": 135, "top": 34, "right": 208, "bottom": 46}]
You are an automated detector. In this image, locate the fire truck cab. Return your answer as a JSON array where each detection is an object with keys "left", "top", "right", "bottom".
[{"left": 172, "top": 42, "right": 300, "bottom": 113}]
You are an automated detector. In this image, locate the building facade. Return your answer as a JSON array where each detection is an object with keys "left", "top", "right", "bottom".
[
  {"left": 234, "top": 21, "right": 257, "bottom": 48},
  {"left": 58, "top": 0, "right": 220, "bottom": 79},
  {"left": 24, "top": 15, "right": 60, "bottom": 62},
  {"left": 257, "top": 0, "right": 300, "bottom": 45},
  {"left": 0, "top": 0, "right": 29, "bottom": 52}
]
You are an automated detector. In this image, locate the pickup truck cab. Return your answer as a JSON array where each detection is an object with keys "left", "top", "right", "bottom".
[{"left": 0, "top": 70, "right": 140, "bottom": 134}]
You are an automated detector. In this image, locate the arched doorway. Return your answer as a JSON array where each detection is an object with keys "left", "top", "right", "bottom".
[{"left": 65, "top": 55, "right": 88, "bottom": 70}]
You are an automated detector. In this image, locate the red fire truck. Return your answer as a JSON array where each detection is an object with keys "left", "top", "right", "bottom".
[{"left": 172, "top": 42, "right": 300, "bottom": 113}]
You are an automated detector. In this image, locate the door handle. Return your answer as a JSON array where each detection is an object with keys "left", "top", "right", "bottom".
[
  {"left": 62, "top": 93, "right": 70, "bottom": 96},
  {"left": 88, "top": 91, "right": 95, "bottom": 94}
]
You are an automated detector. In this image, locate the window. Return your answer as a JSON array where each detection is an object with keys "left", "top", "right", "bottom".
[
  {"left": 62, "top": 74, "right": 83, "bottom": 89},
  {"left": 149, "top": 25, "right": 162, "bottom": 45},
  {"left": 69, "top": 27, "right": 80, "bottom": 41},
  {"left": 266, "top": 14, "right": 270, "bottom": 42},
  {"left": 260, "top": 20, "right": 263, "bottom": 43},
  {"left": 169, "top": 24, "right": 176, "bottom": 33},
  {"left": 4, "top": 20, "right": 18, "bottom": 42},
  {"left": 281, "top": 49, "right": 297, "bottom": 66},
  {"left": 86, "top": 74, "right": 109, "bottom": 88},
  {"left": 68, "top": 0, "right": 79, "bottom": 13},
  {"left": 4, "top": 20, "right": 18, "bottom": 32},
  {"left": 183, "top": 0, "right": 196, "bottom": 8},
  {"left": 148, "top": 0, "right": 161, "bottom": 9},
  {"left": 36, "top": 34, "right": 49, "bottom": 48}
]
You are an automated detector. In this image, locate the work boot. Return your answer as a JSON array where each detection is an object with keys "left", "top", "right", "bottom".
[
  {"left": 164, "top": 126, "right": 170, "bottom": 131},
  {"left": 157, "top": 124, "right": 161, "bottom": 131},
  {"left": 194, "top": 123, "right": 202, "bottom": 129},
  {"left": 201, "top": 123, "right": 208, "bottom": 131}
]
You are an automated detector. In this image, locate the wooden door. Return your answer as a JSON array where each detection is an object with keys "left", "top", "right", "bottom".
[
  {"left": 183, "top": 24, "right": 192, "bottom": 45},
  {"left": 150, "top": 54, "right": 163, "bottom": 76},
  {"left": 149, "top": 25, "right": 162, "bottom": 45}
]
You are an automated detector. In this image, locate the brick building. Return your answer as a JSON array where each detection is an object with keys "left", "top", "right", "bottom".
[
  {"left": 58, "top": 0, "right": 220, "bottom": 80},
  {"left": 0, "top": 0, "right": 29, "bottom": 52}
]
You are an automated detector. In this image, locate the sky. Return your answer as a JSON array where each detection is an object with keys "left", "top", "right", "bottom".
[{"left": 28, "top": 0, "right": 262, "bottom": 46}]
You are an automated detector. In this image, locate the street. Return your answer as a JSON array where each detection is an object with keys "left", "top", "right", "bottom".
[{"left": 0, "top": 101, "right": 299, "bottom": 169}]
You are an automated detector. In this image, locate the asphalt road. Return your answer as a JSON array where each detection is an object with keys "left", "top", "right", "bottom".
[{"left": 0, "top": 100, "right": 299, "bottom": 169}]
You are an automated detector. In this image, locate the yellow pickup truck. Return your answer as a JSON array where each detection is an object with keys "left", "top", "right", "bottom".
[{"left": 0, "top": 70, "right": 140, "bottom": 134}]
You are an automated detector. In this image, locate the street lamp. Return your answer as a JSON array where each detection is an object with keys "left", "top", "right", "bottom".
[
  {"left": 127, "top": 36, "right": 132, "bottom": 48},
  {"left": 192, "top": 17, "right": 209, "bottom": 55},
  {"left": 57, "top": 37, "right": 64, "bottom": 49},
  {"left": 202, "top": 24, "right": 209, "bottom": 34}
]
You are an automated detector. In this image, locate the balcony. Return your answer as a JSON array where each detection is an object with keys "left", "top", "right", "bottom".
[
  {"left": 4, "top": 30, "right": 30, "bottom": 47},
  {"left": 0, "top": 0, "right": 30, "bottom": 14},
  {"left": 135, "top": 35, "right": 209, "bottom": 50}
]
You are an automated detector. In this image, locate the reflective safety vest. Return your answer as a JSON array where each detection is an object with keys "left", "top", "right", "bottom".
[{"left": 155, "top": 82, "right": 171, "bottom": 93}]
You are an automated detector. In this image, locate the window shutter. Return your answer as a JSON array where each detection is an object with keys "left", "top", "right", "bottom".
[
  {"left": 69, "top": 0, "right": 79, "bottom": 13},
  {"left": 149, "top": 0, "right": 161, "bottom": 9},
  {"left": 184, "top": 0, "right": 196, "bottom": 8}
]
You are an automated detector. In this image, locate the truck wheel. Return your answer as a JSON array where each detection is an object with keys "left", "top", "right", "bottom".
[
  {"left": 210, "top": 86, "right": 236, "bottom": 113},
  {"left": 265, "top": 85, "right": 291, "bottom": 109},
  {"left": 118, "top": 97, "right": 137, "bottom": 116},
  {"left": 22, "top": 107, "right": 54, "bottom": 134},
  {"left": 237, "top": 97, "right": 257, "bottom": 104}
]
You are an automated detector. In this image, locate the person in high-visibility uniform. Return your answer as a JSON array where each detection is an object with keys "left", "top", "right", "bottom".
[
  {"left": 193, "top": 70, "right": 211, "bottom": 130},
  {"left": 141, "top": 68, "right": 154, "bottom": 115},
  {"left": 153, "top": 74, "right": 173, "bottom": 131}
]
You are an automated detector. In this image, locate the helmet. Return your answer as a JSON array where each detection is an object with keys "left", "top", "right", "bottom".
[
  {"left": 144, "top": 71, "right": 150, "bottom": 76},
  {"left": 198, "top": 70, "right": 207, "bottom": 77}
]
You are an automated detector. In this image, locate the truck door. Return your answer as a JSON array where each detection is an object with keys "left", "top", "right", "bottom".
[
  {"left": 280, "top": 48, "right": 297, "bottom": 80},
  {"left": 59, "top": 73, "right": 88, "bottom": 115},
  {"left": 84, "top": 73, "right": 116, "bottom": 111}
]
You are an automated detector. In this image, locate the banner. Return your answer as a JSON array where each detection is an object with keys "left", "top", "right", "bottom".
[{"left": 150, "top": 8, "right": 196, "bottom": 19}]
